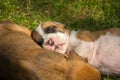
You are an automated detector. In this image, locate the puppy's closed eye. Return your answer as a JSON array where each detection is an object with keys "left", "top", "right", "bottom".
[{"left": 44, "top": 26, "right": 57, "bottom": 33}]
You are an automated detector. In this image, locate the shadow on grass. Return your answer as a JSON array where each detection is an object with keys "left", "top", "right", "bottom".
[{"left": 69, "top": 17, "right": 119, "bottom": 31}]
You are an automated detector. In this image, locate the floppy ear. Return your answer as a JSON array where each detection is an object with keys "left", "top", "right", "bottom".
[
  {"left": 54, "top": 22, "right": 66, "bottom": 32},
  {"left": 31, "top": 30, "right": 44, "bottom": 47}
]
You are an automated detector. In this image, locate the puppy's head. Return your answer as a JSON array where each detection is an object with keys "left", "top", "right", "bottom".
[{"left": 31, "top": 22, "right": 69, "bottom": 54}]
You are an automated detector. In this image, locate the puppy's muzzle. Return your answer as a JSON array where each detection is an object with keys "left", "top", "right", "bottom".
[{"left": 47, "top": 38, "right": 54, "bottom": 46}]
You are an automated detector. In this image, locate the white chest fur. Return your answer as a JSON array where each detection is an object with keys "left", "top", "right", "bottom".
[
  {"left": 69, "top": 31, "right": 120, "bottom": 75},
  {"left": 91, "top": 33, "right": 120, "bottom": 75},
  {"left": 68, "top": 30, "right": 94, "bottom": 58}
]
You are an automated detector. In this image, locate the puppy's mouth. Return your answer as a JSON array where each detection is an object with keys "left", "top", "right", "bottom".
[
  {"left": 44, "top": 38, "right": 65, "bottom": 51},
  {"left": 43, "top": 32, "right": 69, "bottom": 54}
]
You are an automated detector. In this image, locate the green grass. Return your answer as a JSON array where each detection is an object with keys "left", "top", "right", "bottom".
[{"left": 0, "top": 0, "right": 120, "bottom": 79}]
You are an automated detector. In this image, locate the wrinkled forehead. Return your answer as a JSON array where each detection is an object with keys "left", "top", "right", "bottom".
[{"left": 41, "top": 21, "right": 65, "bottom": 32}]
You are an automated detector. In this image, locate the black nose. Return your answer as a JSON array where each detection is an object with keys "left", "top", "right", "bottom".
[{"left": 47, "top": 39, "right": 54, "bottom": 46}]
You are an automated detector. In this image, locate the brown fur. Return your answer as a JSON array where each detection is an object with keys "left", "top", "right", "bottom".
[
  {"left": 41, "top": 22, "right": 66, "bottom": 33},
  {"left": 0, "top": 22, "right": 102, "bottom": 80},
  {"left": 67, "top": 52, "right": 101, "bottom": 80},
  {"left": 0, "top": 21, "right": 31, "bottom": 36},
  {"left": 76, "top": 28, "right": 120, "bottom": 41},
  {"left": 31, "top": 30, "right": 43, "bottom": 43}
]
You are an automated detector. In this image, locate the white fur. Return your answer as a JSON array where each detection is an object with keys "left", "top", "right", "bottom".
[
  {"left": 89, "top": 33, "right": 120, "bottom": 75},
  {"left": 69, "top": 31, "right": 120, "bottom": 75},
  {"left": 36, "top": 24, "right": 46, "bottom": 39},
  {"left": 67, "top": 30, "right": 94, "bottom": 58},
  {"left": 36, "top": 24, "right": 69, "bottom": 54}
]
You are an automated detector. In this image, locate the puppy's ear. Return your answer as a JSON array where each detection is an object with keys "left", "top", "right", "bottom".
[
  {"left": 54, "top": 22, "right": 66, "bottom": 33},
  {"left": 31, "top": 30, "right": 44, "bottom": 47},
  {"left": 44, "top": 26, "right": 57, "bottom": 33}
]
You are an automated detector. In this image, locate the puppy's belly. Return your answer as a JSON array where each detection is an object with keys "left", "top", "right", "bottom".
[{"left": 89, "top": 33, "right": 120, "bottom": 75}]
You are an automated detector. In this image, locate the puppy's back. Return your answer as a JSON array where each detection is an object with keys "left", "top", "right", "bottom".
[{"left": 0, "top": 21, "right": 31, "bottom": 36}]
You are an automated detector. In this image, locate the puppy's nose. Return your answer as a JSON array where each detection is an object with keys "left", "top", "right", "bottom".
[{"left": 48, "top": 39, "right": 54, "bottom": 46}]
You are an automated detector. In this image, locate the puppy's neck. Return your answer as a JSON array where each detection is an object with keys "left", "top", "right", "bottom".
[
  {"left": 66, "top": 30, "right": 79, "bottom": 53},
  {"left": 66, "top": 30, "right": 93, "bottom": 59}
]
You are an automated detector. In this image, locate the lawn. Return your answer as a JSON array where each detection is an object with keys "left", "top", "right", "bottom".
[{"left": 0, "top": 0, "right": 120, "bottom": 80}]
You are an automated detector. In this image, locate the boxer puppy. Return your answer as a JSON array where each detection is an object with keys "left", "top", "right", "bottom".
[
  {"left": 31, "top": 22, "right": 69, "bottom": 54},
  {"left": 33, "top": 21, "right": 120, "bottom": 76},
  {"left": 0, "top": 22, "right": 101, "bottom": 80}
]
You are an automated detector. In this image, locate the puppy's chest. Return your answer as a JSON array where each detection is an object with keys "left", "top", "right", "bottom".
[
  {"left": 70, "top": 32, "right": 120, "bottom": 61},
  {"left": 74, "top": 41, "right": 94, "bottom": 58},
  {"left": 69, "top": 31, "right": 95, "bottom": 58}
]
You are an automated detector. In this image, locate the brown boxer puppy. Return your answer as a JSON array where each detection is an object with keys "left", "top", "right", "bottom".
[
  {"left": 0, "top": 22, "right": 101, "bottom": 80},
  {"left": 33, "top": 21, "right": 120, "bottom": 76}
]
